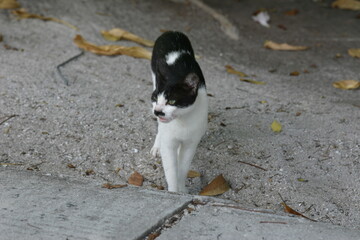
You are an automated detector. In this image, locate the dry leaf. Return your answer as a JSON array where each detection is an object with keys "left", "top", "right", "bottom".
[
  {"left": 102, "top": 183, "right": 127, "bottom": 189},
  {"left": 264, "top": 40, "right": 309, "bottom": 51},
  {"left": 348, "top": 48, "right": 360, "bottom": 58},
  {"left": 290, "top": 71, "right": 300, "bottom": 76},
  {"left": 0, "top": 0, "right": 20, "bottom": 9},
  {"left": 101, "top": 28, "right": 154, "bottom": 47},
  {"left": 128, "top": 171, "right": 144, "bottom": 186},
  {"left": 11, "top": 8, "right": 78, "bottom": 30},
  {"left": 284, "top": 9, "right": 299, "bottom": 16},
  {"left": 252, "top": 10, "right": 270, "bottom": 28},
  {"left": 332, "top": 80, "right": 360, "bottom": 90},
  {"left": 297, "top": 178, "right": 309, "bottom": 182},
  {"left": 147, "top": 232, "right": 161, "bottom": 240},
  {"left": 271, "top": 120, "right": 282, "bottom": 132},
  {"left": 225, "top": 65, "right": 248, "bottom": 77},
  {"left": 67, "top": 163, "right": 76, "bottom": 168},
  {"left": 85, "top": 169, "right": 95, "bottom": 175},
  {"left": 240, "top": 78, "right": 266, "bottom": 85},
  {"left": 199, "top": 174, "right": 230, "bottom": 196},
  {"left": 332, "top": 0, "right": 360, "bottom": 10},
  {"left": 281, "top": 202, "right": 316, "bottom": 222},
  {"left": 74, "top": 35, "right": 152, "bottom": 60},
  {"left": 187, "top": 170, "right": 201, "bottom": 178},
  {"left": 277, "top": 24, "right": 287, "bottom": 30}
]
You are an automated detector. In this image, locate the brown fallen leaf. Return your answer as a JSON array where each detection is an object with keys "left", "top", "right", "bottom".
[
  {"left": 102, "top": 183, "right": 127, "bottom": 189},
  {"left": 0, "top": 0, "right": 20, "bottom": 9},
  {"left": 74, "top": 35, "right": 152, "bottom": 60},
  {"left": 187, "top": 170, "right": 201, "bottom": 178},
  {"left": 199, "top": 174, "right": 230, "bottom": 196},
  {"left": 264, "top": 40, "right": 309, "bottom": 51},
  {"left": 348, "top": 48, "right": 360, "bottom": 58},
  {"left": 85, "top": 169, "right": 95, "bottom": 175},
  {"left": 67, "top": 163, "right": 76, "bottom": 169},
  {"left": 225, "top": 65, "right": 248, "bottom": 77},
  {"left": 332, "top": 0, "right": 360, "bottom": 10},
  {"left": 147, "top": 232, "right": 161, "bottom": 240},
  {"left": 281, "top": 202, "right": 316, "bottom": 222},
  {"left": 128, "top": 171, "right": 144, "bottom": 186},
  {"left": 284, "top": 9, "right": 299, "bottom": 16},
  {"left": 290, "top": 71, "right": 300, "bottom": 76},
  {"left": 277, "top": 24, "right": 287, "bottom": 30},
  {"left": 101, "top": 28, "right": 154, "bottom": 47},
  {"left": 240, "top": 78, "right": 266, "bottom": 85},
  {"left": 332, "top": 80, "right": 360, "bottom": 90}
]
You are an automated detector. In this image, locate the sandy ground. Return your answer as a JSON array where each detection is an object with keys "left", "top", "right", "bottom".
[{"left": 1, "top": 0, "right": 359, "bottom": 229}]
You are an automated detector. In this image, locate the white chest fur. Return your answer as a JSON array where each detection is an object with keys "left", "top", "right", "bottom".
[{"left": 151, "top": 88, "right": 208, "bottom": 193}]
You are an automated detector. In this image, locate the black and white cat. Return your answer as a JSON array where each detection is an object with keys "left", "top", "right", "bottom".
[{"left": 150, "top": 31, "right": 208, "bottom": 193}]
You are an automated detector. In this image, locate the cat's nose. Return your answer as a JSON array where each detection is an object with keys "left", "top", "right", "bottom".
[{"left": 154, "top": 110, "right": 165, "bottom": 117}]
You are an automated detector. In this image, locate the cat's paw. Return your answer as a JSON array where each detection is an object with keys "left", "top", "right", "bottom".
[{"left": 150, "top": 146, "right": 161, "bottom": 158}]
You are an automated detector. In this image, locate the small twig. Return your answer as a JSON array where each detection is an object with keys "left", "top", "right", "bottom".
[
  {"left": 0, "top": 114, "right": 18, "bottom": 126},
  {"left": 238, "top": 160, "right": 267, "bottom": 171},
  {"left": 259, "top": 221, "right": 287, "bottom": 224},
  {"left": 211, "top": 203, "right": 273, "bottom": 215},
  {"left": 56, "top": 51, "right": 84, "bottom": 86}
]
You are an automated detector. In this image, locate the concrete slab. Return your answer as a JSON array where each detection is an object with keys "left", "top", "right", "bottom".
[
  {"left": 0, "top": 169, "right": 192, "bottom": 240},
  {"left": 158, "top": 204, "right": 360, "bottom": 240}
]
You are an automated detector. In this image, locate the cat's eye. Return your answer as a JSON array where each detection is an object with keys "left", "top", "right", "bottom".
[{"left": 167, "top": 100, "right": 176, "bottom": 105}]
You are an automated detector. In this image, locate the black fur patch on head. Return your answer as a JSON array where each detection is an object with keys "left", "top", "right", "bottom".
[{"left": 151, "top": 31, "right": 206, "bottom": 108}]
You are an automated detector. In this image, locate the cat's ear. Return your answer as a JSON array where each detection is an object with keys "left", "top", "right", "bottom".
[{"left": 184, "top": 73, "right": 199, "bottom": 93}]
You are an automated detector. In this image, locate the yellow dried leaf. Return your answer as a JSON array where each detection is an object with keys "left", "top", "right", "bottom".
[
  {"left": 11, "top": 8, "right": 78, "bottom": 30},
  {"left": 199, "top": 174, "right": 230, "bottom": 196},
  {"left": 271, "top": 120, "right": 282, "bottom": 132},
  {"left": 73, "top": 35, "right": 152, "bottom": 60},
  {"left": 128, "top": 171, "right": 144, "bottom": 186},
  {"left": 332, "top": 80, "right": 360, "bottom": 90},
  {"left": 0, "top": 0, "right": 20, "bottom": 9},
  {"left": 348, "top": 48, "right": 360, "bottom": 58},
  {"left": 225, "top": 65, "right": 248, "bottom": 77},
  {"left": 240, "top": 78, "right": 266, "bottom": 85},
  {"left": 332, "top": 0, "right": 360, "bottom": 10},
  {"left": 187, "top": 170, "right": 201, "bottom": 178},
  {"left": 101, "top": 28, "right": 154, "bottom": 47},
  {"left": 264, "top": 40, "right": 309, "bottom": 51}
]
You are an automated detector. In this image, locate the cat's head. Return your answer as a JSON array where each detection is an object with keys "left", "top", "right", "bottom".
[{"left": 151, "top": 73, "right": 200, "bottom": 123}]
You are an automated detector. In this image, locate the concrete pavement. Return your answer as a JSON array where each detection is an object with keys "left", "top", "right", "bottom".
[{"left": 1, "top": 169, "right": 359, "bottom": 240}]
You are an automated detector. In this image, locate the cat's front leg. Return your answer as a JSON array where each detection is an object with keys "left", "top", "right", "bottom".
[
  {"left": 161, "top": 140, "right": 180, "bottom": 192},
  {"left": 150, "top": 131, "right": 161, "bottom": 158},
  {"left": 177, "top": 142, "right": 199, "bottom": 193}
]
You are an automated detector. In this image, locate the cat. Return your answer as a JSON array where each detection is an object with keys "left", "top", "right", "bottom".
[{"left": 150, "top": 31, "right": 208, "bottom": 193}]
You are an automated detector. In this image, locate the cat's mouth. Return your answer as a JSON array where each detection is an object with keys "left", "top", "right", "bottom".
[{"left": 158, "top": 116, "right": 172, "bottom": 123}]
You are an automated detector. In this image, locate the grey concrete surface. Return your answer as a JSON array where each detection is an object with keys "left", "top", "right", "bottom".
[
  {"left": 0, "top": 169, "right": 192, "bottom": 240},
  {"left": 1, "top": 169, "right": 359, "bottom": 240},
  {"left": 1, "top": 0, "right": 360, "bottom": 238},
  {"left": 159, "top": 204, "right": 360, "bottom": 240}
]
